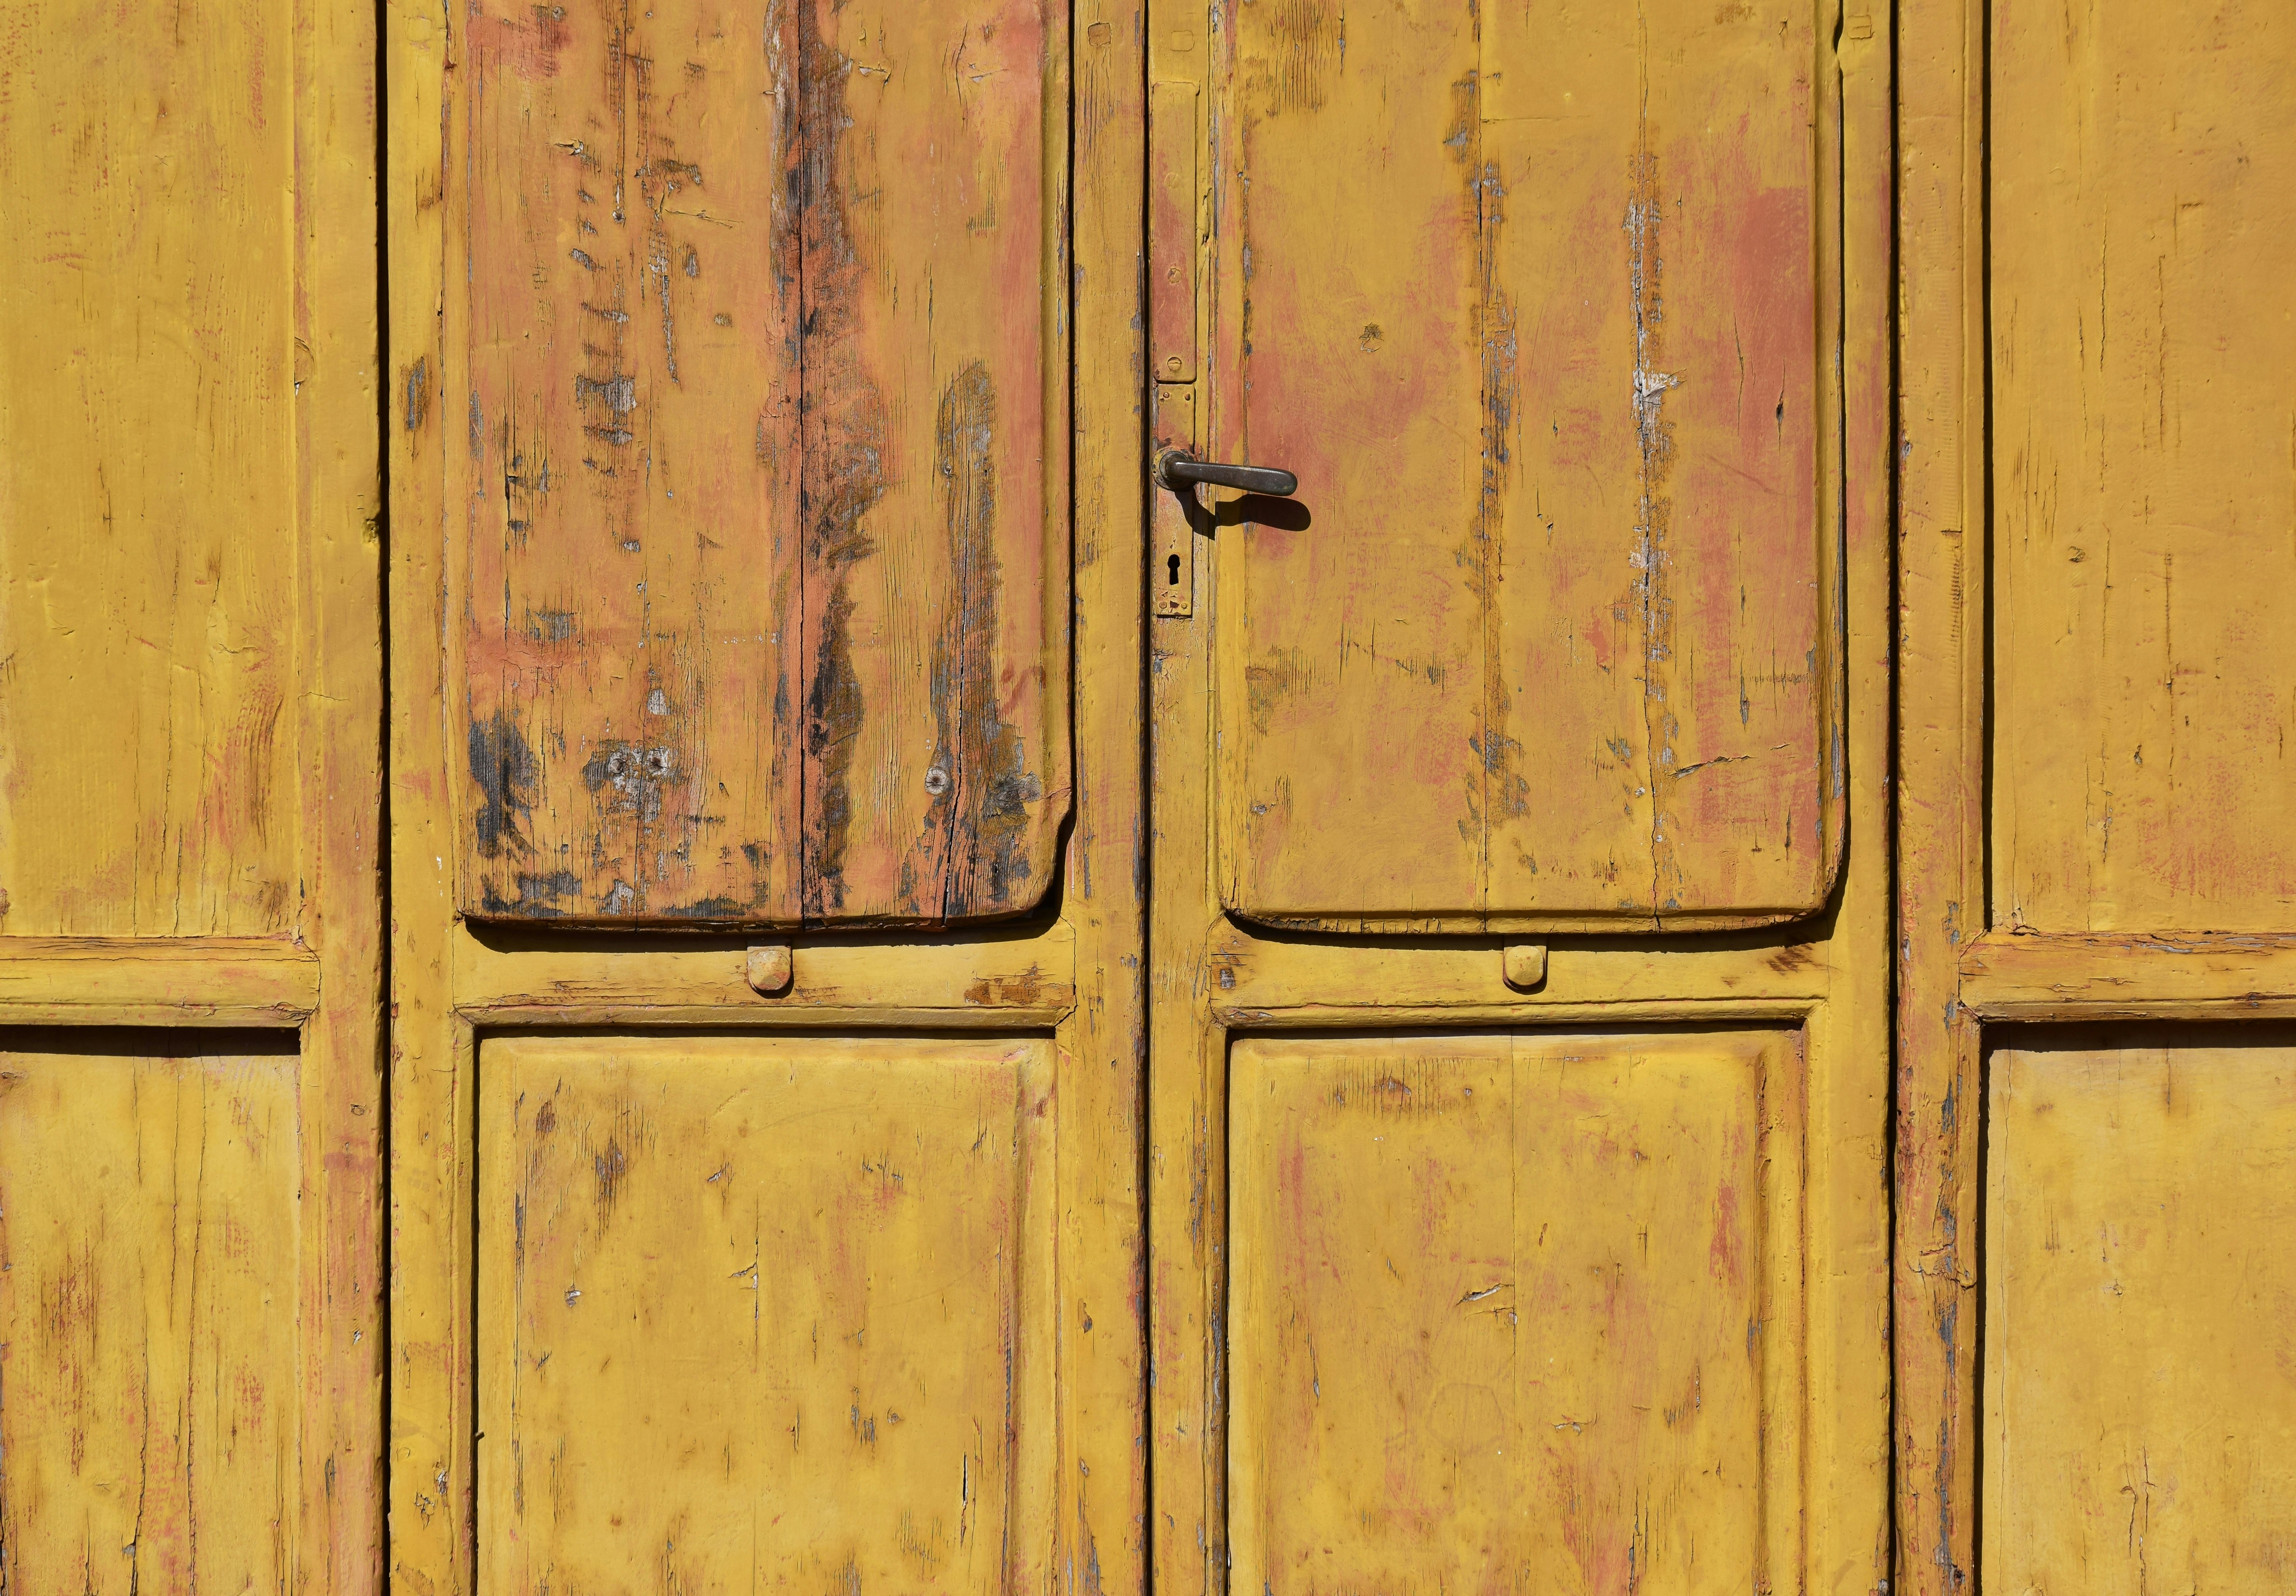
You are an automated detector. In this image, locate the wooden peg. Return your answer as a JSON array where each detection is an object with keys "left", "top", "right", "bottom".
[
  {"left": 1501, "top": 944, "right": 1548, "bottom": 993},
  {"left": 745, "top": 944, "right": 793, "bottom": 996}
]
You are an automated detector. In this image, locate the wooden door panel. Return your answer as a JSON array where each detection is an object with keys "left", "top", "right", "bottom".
[
  {"left": 477, "top": 1033, "right": 1054, "bottom": 1588},
  {"left": 0, "top": 0, "right": 305, "bottom": 937},
  {"left": 0, "top": 0, "right": 382, "bottom": 1577},
  {"left": 1228, "top": 1029, "right": 1801, "bottom": 1589},
  {"left": 449, "top": 0, "right": 1069, "bottom": 928},
  {"left": 1985, "top": 1030, "right": 2296, "bottom": 1592},
  {"left": 0, "top": 1033, "right": 306, "bottom": 1589},
  {"left": 1991, "top": 0, "right": 2296, "bottom": 933},
  {"left": 1898, "top": 0, "right": 2296, "bottom": 1587},
  {"left": 1208, "top": 0, "right": 1842, "bottom": 933}
]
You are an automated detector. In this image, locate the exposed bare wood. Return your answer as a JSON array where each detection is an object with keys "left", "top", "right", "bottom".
[{"left": 444, "top": 0, "right": 1069, "bottom": 928}]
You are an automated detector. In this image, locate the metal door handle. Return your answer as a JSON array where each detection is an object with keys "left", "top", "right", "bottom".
[{"left": 1155, "top": 448, "right": 1297, "bottom": 497}]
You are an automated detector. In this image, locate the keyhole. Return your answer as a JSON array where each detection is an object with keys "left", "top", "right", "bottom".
[{"left": 1167, "top": 552, "right": 1181, "bottom": 586}]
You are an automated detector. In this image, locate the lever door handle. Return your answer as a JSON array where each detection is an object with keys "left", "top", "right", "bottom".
[{"left": 1155, "top": 448, "right": 1298, "bottom": 498}]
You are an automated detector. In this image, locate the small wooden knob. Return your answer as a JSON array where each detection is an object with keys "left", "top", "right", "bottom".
[
  {"left": 1501, "top": 944, "right": 1547, "bottom": 993},
  {"left": 745, "top": 944, "right": 793, "bottom": 996}
]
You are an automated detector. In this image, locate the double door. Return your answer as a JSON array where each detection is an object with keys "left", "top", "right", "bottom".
[{"left": 0, "top": 0, "right": 2290, "bottom": 1590}]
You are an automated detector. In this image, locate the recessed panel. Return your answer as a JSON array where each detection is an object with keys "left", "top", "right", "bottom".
[
  {"left": 1214, "top": 0, "right": 1840, "bottom": 931},
  {"left": 1987, "top": 1033, "right": 2296, "bottom": 1590},
  {"left": 478, "top": 1034, "right": 1052, "bottom": 1589},
  {"left": 449, "top": 0, "right": 1067, "bottom": 926},
  {"left": 0, "top": 0, "right": 301, "bottom": 936},
  {"left": 1229, "top": 1030, "right": 1801, "bottom": 1589},
  {"left": 1992, "top": 0, "right": 2296, "bottom": 931},
  {"left": 0, "top": 1033, "right": 304, "bottom": 1590}
]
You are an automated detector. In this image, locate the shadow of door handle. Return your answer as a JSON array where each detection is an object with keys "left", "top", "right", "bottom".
[{"left": 1154, "top": 448, "right": 1298, "bottom": 497}]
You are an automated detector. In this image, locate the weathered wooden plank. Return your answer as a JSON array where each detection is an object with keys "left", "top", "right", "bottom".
[
  {"left": 1227, "top": 1029, "right": 1801, "bottom": 1589},
  {"left": 450, "top": 919, "right": 1075, "bottom": 1020},
  {"left": 0, "top": 1036, "right": 304, "bottom": 1591},
  {"left": 477, "top": 1034, "right": 1054, "bottom": 1588},
  {"left": 0, "top": 0, "right": 304, "bottom": 937},
  {"left": 1060, "top": 0, "right": 1152, "bottom": 1584},
  {"left": 1987, "top": 1032, "right": 2296, "bottom": 1590},
  {"left": 1992, "top": 0, "right": 2296, "bottom": 934},
  {"left": 450, "top": 0, "right": 1067, "bottom": 926},
  {"left": 1893, "top": 0, "right": 1989, "bottom": 1578},
  {"left": 0, "top": 0, "right": 383, "bottom": 1582},
  {"left": 1209, "top": 0, "right": 1840, "bottom": 931}
]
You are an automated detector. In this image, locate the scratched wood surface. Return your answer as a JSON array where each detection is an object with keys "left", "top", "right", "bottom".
[
  {"left": 1992, "top": 0, "right": 2296, "bottom": 933},
  {"left": 0, "top": 0, "right": 302, "bottom": 937},
  {"left": 1899, "top": 2, "right": 2296, "bottom": 1587},
  {"left": 1227, "top": 1029, "right": 1801, "bottom": 1590},
  {"left": 477, "top": 1034, "right": 1053, "bottom": 1588},
  {"left": 0, "top": 0, "right": 385, "bottom": 1582},
  {"left": 0, "top": 1035, "right": 304, "bottom": 1591},
  {"left": 1208, "top": 0, "right": 1840, "bottom": 932},
  {"left": 1986, "top": 1031, "right": 2296, "bottom": 1591},
  {"left": 449, "top": 0, "right": 1067, "bottom": 926}
]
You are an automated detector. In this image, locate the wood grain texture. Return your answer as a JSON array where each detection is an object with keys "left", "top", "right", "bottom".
[
  {"left": 1152, "top": 5, "right": 1886, "bottom": 1588},
  {"left": 0, "top": 1035, "right": 303, "bottom": 1591},
  {"left": 1960, "top": 930, "right": 2296, "bottom": 1020},
  {"left": 1900, "top": 2, "right": 2296, "bottom": 1587},
  {"left": 0, "top": 0, "right": 303, "bottom": 937},
  {"left": 1207, "top": 0, "right": 1842, "bottom": 932},
  {"left": 0, "top": 0, "right": 384, "bottom": 1580},
  {"left": 477, "top": 1034, "right": 1053, "bottom": 1589},
  {"left": 1060, "top": 2, "right": 1152, "bottom": 1587},
  {"left": 449, "top": 0, "right": 1068, "bottom": 926},
  {"left": 394, "top": 2, "right": 1142, "bottom": 1584},
  {"left": 1228, "top": 1029, "right": 1803, "bottom": 1590},
  {"left": 1992, "top": 0, "right": 2296, "bottom": 934},
  {"left": 449, "top": 920, "right": 1075, "bottom": 1023},
  {"left": 1893, "top": 0, "right": 1988, "bottom": 1582},
  {"left": 1987, "top": 1032, "right": 2296, "bottom": 1590}
]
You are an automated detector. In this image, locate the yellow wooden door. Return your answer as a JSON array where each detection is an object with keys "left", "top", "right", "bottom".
[
  {"left": 1898, "top": 0, "right": 2296, "bottom": 1588},
  {"left": 10, "top": 0, "right": 2294, "bottom": 1587},
  {"left": 0, "top": 0, "right": 385, "bottom": 1582},
  {"left": 382, "top": 0, "right": 1145, "bottom": 1587},
  {"left": 1145, "top": 0, "right": 1894, "bottom": 1587}
]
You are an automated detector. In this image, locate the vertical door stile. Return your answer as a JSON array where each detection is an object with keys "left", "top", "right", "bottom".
[{"left": 1893, "top": 0, "right": 1990, "bottom": 1583}]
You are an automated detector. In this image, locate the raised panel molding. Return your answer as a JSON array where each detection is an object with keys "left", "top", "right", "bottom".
[
  {"left": 1209, "top": 0, "right": 1846, "bottom": 932},
  {"left": 477, "top": 1034, "right": 1056, "bottom": 1589},
  {"left": 1228, "top": 1029, "right": 1804, "bottom": 1589},
  {"left": 444, "top": 0, "right": 1070, "bottom": 928}
]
